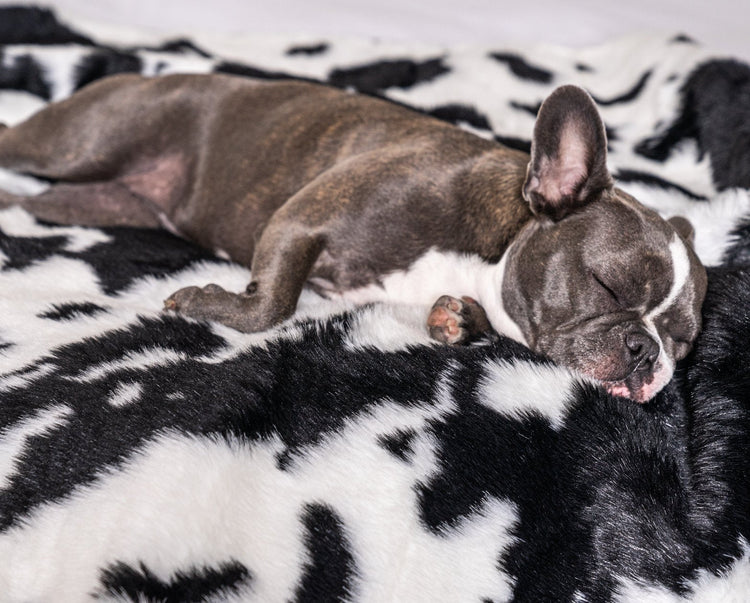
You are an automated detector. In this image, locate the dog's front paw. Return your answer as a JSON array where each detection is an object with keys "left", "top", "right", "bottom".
[{"left": 427, "top": 295, "right": 490, "bottom": 345}]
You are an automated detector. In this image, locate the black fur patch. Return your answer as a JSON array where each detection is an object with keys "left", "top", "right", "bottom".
[
  {"left": 147, "top": 38, "right": 214, "bottom": 58},
  {"left": 682, "top": 268, "right": 750, "bottom": 568},
  {"left": 509, "top": 100, "right": 541, "bottom": 117},
  {"left": 635, "top": 59, "right": 750, "bottom": 190},
  {"left": 488, "top": 52, "right": 554, "bottom": 83},
  {"left": 0, "top": 6, "right": 93, "bottom": 45},
  {"left": 39, "top": 302, "right": 108, "bottom": 321},
  {"left": 614, "top": 168, "right": 706, "bottom": 200},
  {"left": 328, "top": 58, "right": 450, "bottom": 94},
  {"left": 427, "top": 104, "right": 492, "bottom": 131},
  {"left": 378, "top": 428, "right": 418, "bottom": 462},
  {"left": 495, "top": 135, "right": 531, "bottom": 154},
  {"left": 74, "top": 50, "right": 143, "bottom": 90},
  {"left": 98, "top": 559, "right": 251, "bottom": 601},
  {"left": 590, "top": 70, "right": 652, "bottom": 106},
  {"left": 287, "top": 42, "right": 330, "bottom": 56},
  {"left": 0, "top": 230, "right": 68, "bottom": 271},
  {"left": 0, "top": 51, "right": 52, "bottom": 100},
  {"left": 722, "top": 219, "right": 750, "bottom": 266},
  {"left": 214, "top": 60, "right": 303, "bottom": 81},
  {"left": 295, "top": 503, "right": 356, "bottom": 602},
  {"left": 671, "top": 34, "right": 696, "bottom": 44},
  {"left": 63, "top": 225, "right": 229, "bottom": 295}
]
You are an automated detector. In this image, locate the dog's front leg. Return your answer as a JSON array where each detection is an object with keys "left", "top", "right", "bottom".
[
  {"left": 164, "top": 180, "right": 332, "bottom": 333},
  {"left": 165, "top": 224, "right": 323, "bottom": 333}
]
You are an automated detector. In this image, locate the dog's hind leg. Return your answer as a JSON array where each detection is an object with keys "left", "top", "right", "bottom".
[
  {"left": 0, "top": 74, "right": 154, "bottom": 183},
  {"left": 0, "top": 74, "right": 191, "bottom": 228},
  {"left": 0, "top": 182, "right": 163, "bottom": 228}
]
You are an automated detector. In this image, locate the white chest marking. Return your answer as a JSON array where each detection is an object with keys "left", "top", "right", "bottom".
[{"left": 337, "top": 248, "right": 527, "bottom": 345}]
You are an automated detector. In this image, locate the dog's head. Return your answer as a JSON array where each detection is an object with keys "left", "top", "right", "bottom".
[{"left": 501, "top": 85, "right": 707, "bottom": 403}]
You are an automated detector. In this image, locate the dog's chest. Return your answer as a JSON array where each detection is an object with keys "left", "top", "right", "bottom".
[{"left": 311, "top": 248, "right": 500, "bottom": 308}]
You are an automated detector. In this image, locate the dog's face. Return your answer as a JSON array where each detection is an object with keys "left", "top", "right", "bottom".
[
  {"left": 503, "top": 194, "right": 706, "bottom": 403},
  {"left": 501, "top": 86, "right": 707, "bottom": 402}
]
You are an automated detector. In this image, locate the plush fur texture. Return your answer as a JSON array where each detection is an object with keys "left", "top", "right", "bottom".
[{"left": 1, "top": 6, "right": 750, "bottom": 602}]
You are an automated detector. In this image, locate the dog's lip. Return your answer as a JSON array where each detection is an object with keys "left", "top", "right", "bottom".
[
  {"left": 601, "top": 369, "right": 656, "bottom": 403},
  {"left": 598, "top": 354, "right": 657, "bottom": 402},
  {"left": 602, "top": 380, "right": 648, "bottom": 403}
]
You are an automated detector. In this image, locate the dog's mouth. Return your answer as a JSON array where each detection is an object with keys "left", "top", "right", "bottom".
[
  {"left": 601, "top": 364, "right": 671, "bottom": 404},
  {"left": 604, "top": 381, "right": 651, "bottom": 403}
]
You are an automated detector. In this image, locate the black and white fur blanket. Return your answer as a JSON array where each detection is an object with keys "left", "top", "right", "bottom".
[{"left": 1, "top": 6, "right": 750, "bottom": 602}]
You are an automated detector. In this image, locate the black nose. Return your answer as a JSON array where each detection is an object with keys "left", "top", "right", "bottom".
[{"left": 625, "top": 331, "right": 660, "bottom": 370}]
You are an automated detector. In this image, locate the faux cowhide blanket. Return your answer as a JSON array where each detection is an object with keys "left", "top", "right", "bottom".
[{"left": 1, "top": 6, "right": 750, "bottom": 603}]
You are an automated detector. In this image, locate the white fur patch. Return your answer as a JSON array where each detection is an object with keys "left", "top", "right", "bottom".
[
  {"left": 615, "top": 540, "right": 750, "bottom": 602},
  {"left": 0, "top": 256, "right": 111, "bottom": 374},
  {"left": 0, "top": 363, "right": 55, "bottom": 392},
  {"left": 647, "top": 234, "right": 691, "bottom": 323},
  {"left": 0, "top": 167, "right": 50, "bottom": 196},
  {"left": 478, "top": 359, "right": 587, "bottom": 430},
  {"left": 343, "top": 302, "right": 437, "bottom": 352},
  {"left": 107, "top": 381, "right": 144, "bottom": 407},
  {"left": 0, "top": 405, "right": 73, "bottom": 489},
  {"left": 687, "top": 539, "right": 750, "bottom": 602},
  {"left": 621, "top": 184, "right": 750, "bottom": 267},
  {"left": 0, "top": 90, "right": 46, "bottom": 126},
  {"left": 71, "top": 348, "right": 187, "bottom": 383}
]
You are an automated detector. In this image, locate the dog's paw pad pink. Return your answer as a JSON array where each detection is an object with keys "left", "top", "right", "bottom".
[{"left": 428, "top": 295, "right": 471, "bottom": 344}]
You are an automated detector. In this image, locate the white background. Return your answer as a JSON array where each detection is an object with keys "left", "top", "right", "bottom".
[{"left": 3, "top": 1, "right": 749, "bottom": 61}]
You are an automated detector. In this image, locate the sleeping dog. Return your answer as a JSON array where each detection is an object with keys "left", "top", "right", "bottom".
[{"left": 0, "top": 73, "right": 706, "bottom": 402}]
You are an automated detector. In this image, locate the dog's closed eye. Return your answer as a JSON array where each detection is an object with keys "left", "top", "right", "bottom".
[{"left": 592, "top": 272, "right": 622, "bottom": 306}]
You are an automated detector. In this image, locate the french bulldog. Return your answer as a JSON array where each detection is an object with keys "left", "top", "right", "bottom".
[{"left": 0, "top": 73, "right": 707, "bottom": 402}]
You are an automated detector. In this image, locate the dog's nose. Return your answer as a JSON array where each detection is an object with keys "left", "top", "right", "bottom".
[{"left": 625, "top": 331, "right": 659, "bottom": 370}]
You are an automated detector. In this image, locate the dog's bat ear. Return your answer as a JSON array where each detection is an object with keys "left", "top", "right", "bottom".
[{"left": 523, "top": 85, "right": 613, "bottom": 221}]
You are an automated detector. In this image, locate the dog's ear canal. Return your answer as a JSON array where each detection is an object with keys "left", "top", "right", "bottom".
[{"left": 522, "top": 85, "right": 614, "bottom": 221}]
